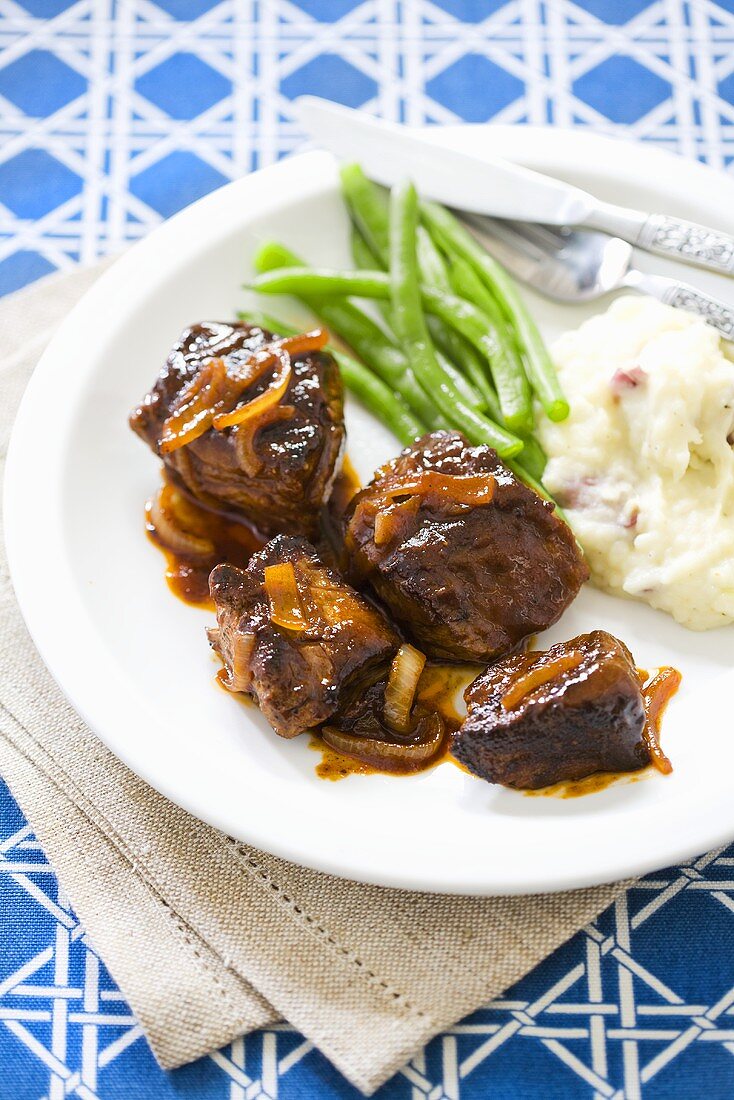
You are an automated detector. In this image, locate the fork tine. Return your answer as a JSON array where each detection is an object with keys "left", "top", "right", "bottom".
[
  {"left": 461, "top": 213, "right": 549, "bottom": 262},
  {"left": 508, "top": 221, "right": 569, "bottom": 250}
]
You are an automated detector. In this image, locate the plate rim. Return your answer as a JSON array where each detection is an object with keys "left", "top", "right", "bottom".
[{"left": 6, "top": 127, "right": 734, "bottom": 895}]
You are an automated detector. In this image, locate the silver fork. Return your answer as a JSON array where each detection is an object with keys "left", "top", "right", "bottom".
[{"left": 463, "top": 214, "right": 734, "bottom": 341}]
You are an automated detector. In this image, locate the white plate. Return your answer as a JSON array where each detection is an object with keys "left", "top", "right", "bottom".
[{"left": 6, "top": 127, "right": 734, "bottom": 895}]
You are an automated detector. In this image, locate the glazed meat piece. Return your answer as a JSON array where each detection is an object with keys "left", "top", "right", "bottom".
[
  {"left": 345, "top": 431, "right": 589, "bottom": 662},
  {"left": 208, "top": 535, "right": 400, "bottom": 738},
  {"left": 453, "top": 631, "right": 649, "bottom": 789},
  {"left": 130, "top": 321, "right": 344, "bottom": 537}
]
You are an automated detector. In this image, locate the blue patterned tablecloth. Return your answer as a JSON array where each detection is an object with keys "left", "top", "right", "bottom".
[{"left": 2, "top": 2, "right": 734, "bottom": 1097}]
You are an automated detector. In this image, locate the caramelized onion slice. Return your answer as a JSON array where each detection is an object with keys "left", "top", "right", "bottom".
[
  {"left": 278, "top": 327, "right": 329, "bottom": 360},
  {"left": 373, "top": 496, "right": 420, "bottom": 547},
  {"left": 216, "top": 631, "right": 256, "bottom": 694},
  {"left": 212, "top": 329, "right": 327, "bottom": 429},
  {"left": 641, "top": 667, "right": 680, "bottom": 774},
  {"left": 355, "top": 472, "right": 497, "bottom": 545},
  {"left": 384, "top": 644, "right": 427, "bottom": 733},
  {"left": 263, "top": 561, "right": 308, "bottom": 631},
  {"left": 322, "top": 712, "right": 444, "bottom": 771},
  {"left": 148, "top": 486, "right": 215, "bottom": 561},
  {"left": 235, "top": 376, "right": 295, "bottom": 476},
  {"left": 159, "top": 358, "right": 235, "bottom": 454},
  {"left": 380, "top": 471, "right": 497, "bottom": 508},
  {"left": 502, "top": 651, "right": 584, "bottom": 710},
  {"left": 159, "top": 328, "right": 328, "bottom": 454},
  {"left": 212, "top": 350, "right": 290, "bottom": 430}
]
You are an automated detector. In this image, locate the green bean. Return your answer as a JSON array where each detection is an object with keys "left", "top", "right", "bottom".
[
  {"left": 512, "top": 434, "right": 546, "bottom": 482},
  {"left": 350, "top": 223, "right": 401, "bottom": 329},
  {"left": 249, "top": 264, "right": 535, "bottom": 432},
  {"left": 252, "top": 242, "right": 447, "bottom": 431},
  {"left": 340, "top": 162, "right": 390, "bottom": 265},
  {"left": 422, "top": 288, "right": 533, "bottom": 432},
  {"left": 449, "top": 256, "right": 532, "bottom": 430},
  {"left": 354, "top": 218, "right": 487, "bottom": 413},
  {"left": 427, "top": 315, "right": 497, "bottom": 415},
  {"left": 250, "top": 267, "right": 389, "bottom": 298},
  {"left": 417, "top": 228, "right": 495, "bottom": 412},
  {"left": 433, "top": 347, "right": 488, "bottom": 413},
  {"left": 238, "top": 309, "right": 424, "bottom": 445},
  {"left": 388, "top": 179, "right": 522, "bottom": 457},
  {"left": 254, "top": 243, "right": 488, "bottom": 413},
  {"left": 350, "top": 223, "right": 382, "bottom": 271},
  {"left": 237, "top": 308, "right": 307, "bottom": 337},
  {"left": 416, "top": 226, "right": 451, "bottom": 291},
  {"left": 335, "top": 359, "right": 426, "bottom": 445},
  {"left": 421, "top": 201, "right": 569, "bottom": 422}
]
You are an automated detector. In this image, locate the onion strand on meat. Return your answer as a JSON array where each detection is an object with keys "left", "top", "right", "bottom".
[
  {"left": 373, "top": 496, "right": 420, "bottom": 547},
  {"left": 380, "top": 471, "right": 496, "bottom": 507},
  {"left": 384, "top": 643, "right": 427, "bottom": 733},
  {"left": 263, "top": 562, "right": 308, "bottom": 631},
  {"left": 502, "top": 651, "right": 584, "bottom": 710},
  {"left": 158, "top": 328, "right": 329, "bottom": 456},
  {"left": 159, "top": 358, "right": 233, "bottom": 454},
  {"left": 641, "top": 667, "right": 680, "bottom": 774}
]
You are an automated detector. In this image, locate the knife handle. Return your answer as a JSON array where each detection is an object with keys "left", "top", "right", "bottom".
[
  {"left": 636, "top": 214, "right": 734, "bottom": 275},
  {"left": 626, "top": 270, "right": 734, "bottom": 339}
]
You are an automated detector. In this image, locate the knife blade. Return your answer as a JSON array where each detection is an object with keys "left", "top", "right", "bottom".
[{"left": 296, "top": 96, "right": 734, "bottom": 277}]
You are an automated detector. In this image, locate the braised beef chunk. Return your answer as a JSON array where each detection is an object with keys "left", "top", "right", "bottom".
[
  {"left": 130, "top": 322, "right": 344, "bottom": 537},
  {"left": 345, "top": 431, "right": 588, "bottom": 662},
  {"left": 454, "top": 631, "right": 649, "bottom": 789},
  {"left": 208, "top": 535, "right": 400, "bottom": 738}
]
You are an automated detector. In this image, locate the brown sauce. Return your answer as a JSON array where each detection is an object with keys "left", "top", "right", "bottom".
[
  {"left": 309, "top": 737, "right": 378, "bottom": 780},
  {"left": 320, "top": 455, "right": 361, "bottom": 568},
  {"left": 308, "top": 662, "right": 479, "bottom": 781},
  {"left": 148, "top": 459, "right": 362, "bottom": 607},
  {"left": 329, "top": 454, "right": 361, "bottom": 517},
  {"left": 525, "top": 771, "right": 644, "bottom": 799},
  {"left": 146, "top": 476, "right": 266, "bottom": 607}
]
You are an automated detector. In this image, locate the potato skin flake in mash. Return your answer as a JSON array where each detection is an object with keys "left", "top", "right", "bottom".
[{"left": 539, "top": 296, "right": 734, "bottom": 630}]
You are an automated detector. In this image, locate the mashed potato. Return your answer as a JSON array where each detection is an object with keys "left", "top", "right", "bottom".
[{"left": 538, "top": 296, "right": 734, "bottom": 629}]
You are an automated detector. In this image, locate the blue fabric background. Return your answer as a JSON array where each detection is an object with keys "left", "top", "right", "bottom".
[{"left": 2, "top": 2, "right": 734, "bottom": 1096}]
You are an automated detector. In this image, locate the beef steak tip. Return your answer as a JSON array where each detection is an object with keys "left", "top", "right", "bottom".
[
  {"left": 344, "top": 430, "right": 589, "bottom": 662},
  {"left": 453, "top": 630, "right": 649, "bottom": 789},
  {"left": 208, "top": 535, "right": 400, "bottom": 739},
  {"left": 129, "top": 321, "right": 344, "bottom": 537}
]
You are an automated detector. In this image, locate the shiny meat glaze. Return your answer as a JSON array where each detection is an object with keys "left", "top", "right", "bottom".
[
  {"left": 208, "top": 535, "right": 400, "bottom": 738},
  {"left": 129, "top": 321, "right": 344, "bottom": 537},
  {"left": 454, "top": 630, "right": 649, "bottom": 789},
  {"left": 345, "top": 430, "right": 589, "bottom": 662}
]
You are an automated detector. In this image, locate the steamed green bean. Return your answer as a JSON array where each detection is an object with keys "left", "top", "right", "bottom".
[
  {"left": 387, "top": 180, "right": 522, "bottom": 457},
  {"left": 421, "top": 200, "right": 569, "bottom": 422},
  {"left": 250, "top": 265, "right": 533, "bottom": 432},
  {"left": 252, "top": 242, "right": 448, "bottom": 430},
  {"left": 340, "top": 162, "right": 390, "bottom": 265}
]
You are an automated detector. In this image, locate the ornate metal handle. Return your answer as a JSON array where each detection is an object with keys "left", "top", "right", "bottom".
[
  {"left": 637, "top": 215, "right": 734, "bottom": 275},
  {"left": 627, "top": 270, "right": 734, "bottom": 339},
  {"left": 661, "top": 284, "right": 734, "bottom": 339}
]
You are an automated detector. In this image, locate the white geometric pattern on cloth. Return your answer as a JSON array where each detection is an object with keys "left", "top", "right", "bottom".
[
  {"left": 3, "top": 794, "right": 734, "bottom": 1098},
  {"left": 2, "top": 2, "right": 734, "bottom": 1097},
  {"left": 1, "top": 0, "right": 734, "bottom": 288}
]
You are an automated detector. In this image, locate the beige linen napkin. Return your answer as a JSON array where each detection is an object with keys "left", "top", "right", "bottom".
[{"left": 0, "top": 265, "right": 629, "bottom": 1095}]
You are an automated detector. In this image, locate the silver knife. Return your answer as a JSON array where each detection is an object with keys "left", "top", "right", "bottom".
[{"left": 296, "top": 96, "right": 734, "bottom": 277}]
